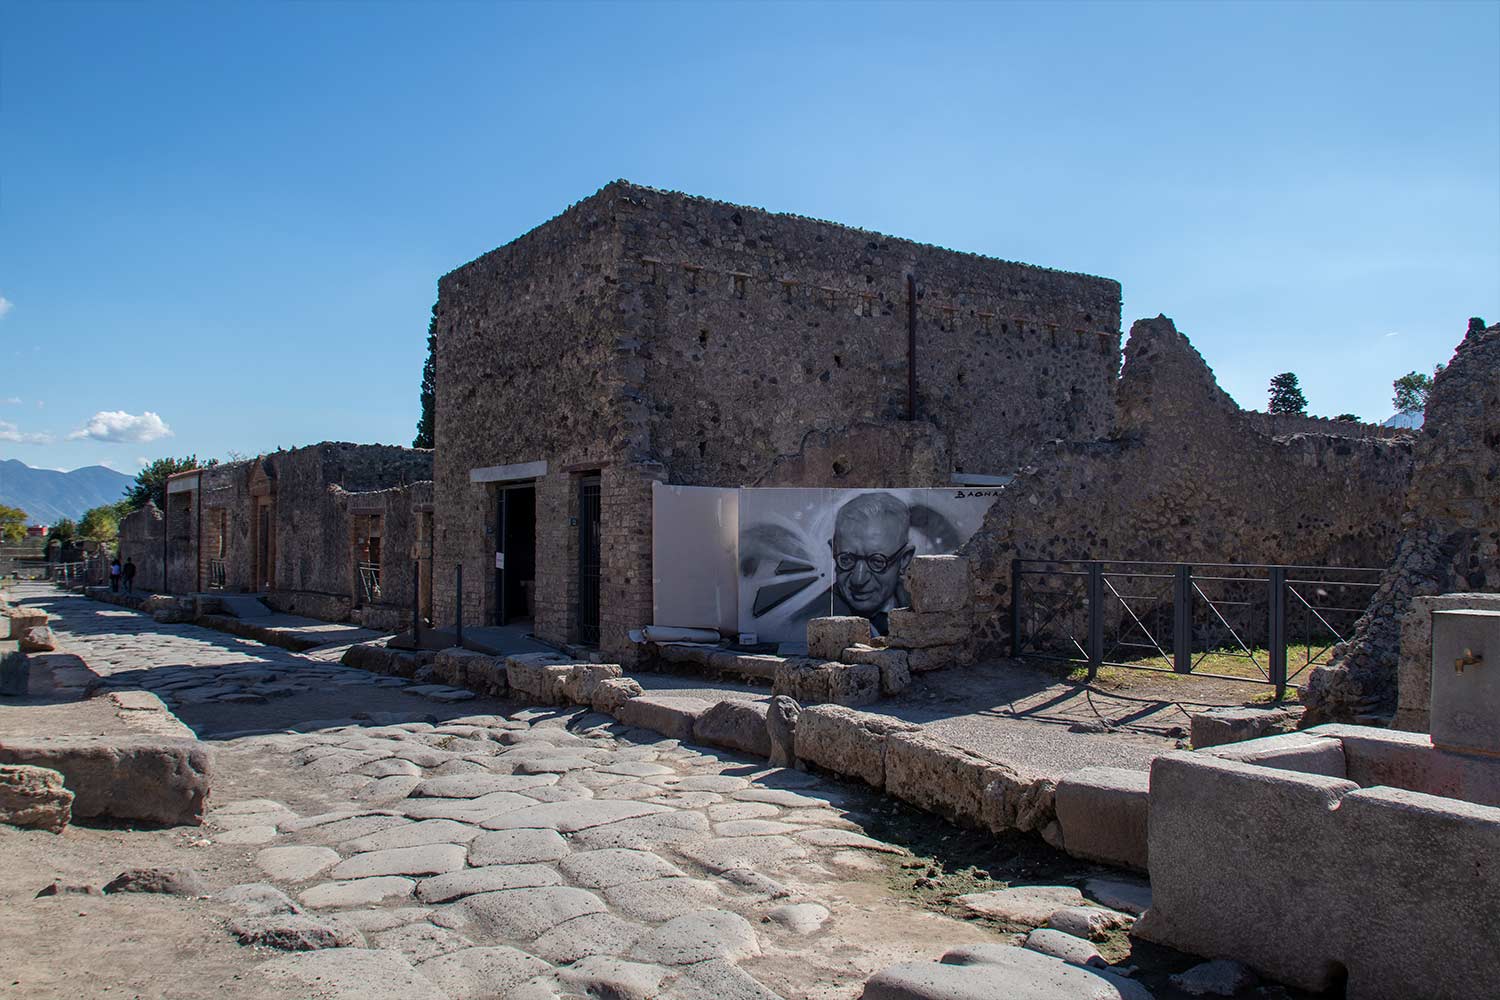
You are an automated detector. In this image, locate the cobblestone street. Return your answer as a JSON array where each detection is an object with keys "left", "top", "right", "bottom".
[{"left": 4, "top": 586, "right": 1015, "bottom": 999}]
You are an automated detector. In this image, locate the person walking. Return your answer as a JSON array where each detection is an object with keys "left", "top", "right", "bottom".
[
  {"left": 122, "top": 557, "right": 137, "bottom": 593},
  {"left": 109, "top": 555, "right": 122, "bottom": 593}
]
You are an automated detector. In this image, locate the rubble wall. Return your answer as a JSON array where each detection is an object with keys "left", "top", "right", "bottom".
[
  {"left": 1303, "top": 319, "right": 1500, "bottom": 724},
  {"left": 962, "top": 315, "right": 1416, "bottom": 652},
  {"left": 115, "top": 502, "right": 165, "bottom": 592}
]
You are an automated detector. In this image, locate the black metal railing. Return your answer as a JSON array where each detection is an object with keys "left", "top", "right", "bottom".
[
  {"left": 358, "top": 561, "right": 382, "bottom": 603},
  {"left": 208, "top": 558, "right": 227, "bottom": 590},
  {"left": 1011, "top": 558, "right": 1383, "bottom": 699}
]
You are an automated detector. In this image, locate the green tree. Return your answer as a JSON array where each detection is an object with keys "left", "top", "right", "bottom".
[
  {"left": 49, "top": 517, "right": 77, "bottom": 543},
  {"left": 79, "top": 504, "right": 121, "bottom": 542},
  {"left": 1268, "top": 372, "right": 1308, "bottom": 415},
  {"left": 1334, "top": 413, "right": 1360, "bottom": 422},
  {"left": 414, "top": 318, "right": 436, "bottom": 449},
  {"left": 0, "top": 504, "right": 28, "bottom": 543},
  {"left": 124, "top": 456, "right": 215, "bottom": 511},
  {"left": 1392, "top": 364, "right": 1445, "bottom": 414}
]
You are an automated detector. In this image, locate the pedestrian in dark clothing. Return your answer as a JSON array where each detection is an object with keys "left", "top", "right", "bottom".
[
  {"left": 123, "top": 558, "right": 136, "bottom": 593},
  {"left": 109, "top": 556, "right": 122, "bottom": 592}
]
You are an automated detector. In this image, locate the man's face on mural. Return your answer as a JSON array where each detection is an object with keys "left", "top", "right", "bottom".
[{"left": 831, "top": 501, "right": 913, "bottom": 616}]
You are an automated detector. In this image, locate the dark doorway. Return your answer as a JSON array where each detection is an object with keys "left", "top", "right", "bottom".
[
  {"left": 494, "top": 484, "right": 536, "bottom": 626},
  {"left": 577, "top": 475, "right": 601, "bottom": 645}
]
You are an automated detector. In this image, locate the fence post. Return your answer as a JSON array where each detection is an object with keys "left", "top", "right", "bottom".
[
  {"left": 1269, "top": 566, "right": 1288, "bottom": 700},
  {"left": 412, "top": 560, "right": 421, "bottom": 648},
  {"left": 1010, "top": 559, "right": 1023, "bottom": 659},
  {"left": 1086, "top": 561, "right": 1103, "bottom": 681},
  {"left": 455, "top": 563, "right": 463, "bottom": 647},
  {"left": 1174, "top": 564, "right": 1193, "bottom": 674}
]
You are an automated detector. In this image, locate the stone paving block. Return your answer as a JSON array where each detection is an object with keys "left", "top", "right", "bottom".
[
  {"left": 414, "top": 863, "right": 564, "bottom": 903},
  {"left": 616, "top": 695, "right": 712, "bottom": 741},
  {"left": 258, "top": 947, "right": 448, "bottom": 1000},
  {"left": 228, "top": 912, "right": 365, "bottom": 951},
  {"left": 1189, "top": 705, "right": 1300, "bottom": 749},
  {"left": 794, "top": 705, "right": 920, "bottom": 790},
  {"left": 807, "top": 617, "right": 872, "bottom": 660},
  {"left": 530, "top": 910, "right": 650, "bottom": 964},
  {"left": 467, "top": 827, "right": 570, "bottom": 865},
  {"left": 330, "top": 843, "right": 467, "bottom": 879},
  {"left": 299, "top": 876, "right": 416, "bottom": 909},
  {"left": 559, "top": 847, "right": 686, "bottom": 889},
  {"left": 256, "top": 846, "right": 340, "bottom": 882},
  {"left": 692, "top": 699, "right": 771, "bottom": 758},
  {"left": 0, "top": 735, "right": 212, "bottom": 826},
  {"left": 1053, "top": 766, "right": 1149, "bottom": 871},
  {"left": 629, "top": 908, "right": 761, "bottom": 965},
  {"left": 413, "top": 945, "right": 552, "bottom": 999},
  {"left": 903, "top": 555, "right": 970, "bottom": 613},
  {"left": 445, "top": 885, "right": 608, "bottom": 941},
  {"left": 863, "top": 942, "right": 1151, "bottom": 1000}
]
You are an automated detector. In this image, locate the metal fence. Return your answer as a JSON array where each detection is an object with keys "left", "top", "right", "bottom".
[
  {"left": 45, "top": 561, "right": 89, "bottom": 587},
  {"left": 358, "top": 561, "right": 382, "bottom": 603},
  {"left": 208, "top": 558, "right": 227, "bottom": 590},
  {"left": 1010, "top": 558, "right": 1383, "bottom": 699}
]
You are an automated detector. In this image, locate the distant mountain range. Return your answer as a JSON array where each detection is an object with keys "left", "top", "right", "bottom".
[{"left": 0, "top": 459, "right": 133, "bottom": 525}]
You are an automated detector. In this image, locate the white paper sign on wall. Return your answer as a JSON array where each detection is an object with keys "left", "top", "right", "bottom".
[{"left": 495, "top": 552, "right": 505, "bottom": 570}]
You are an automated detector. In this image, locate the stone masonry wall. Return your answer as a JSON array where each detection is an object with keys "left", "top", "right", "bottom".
[
  {"left": 962, "top": 315, "right": 1416, "bottom": 653},
  {"left": 116, "top": 501, "right": 165, "bottom": 592},
  {"left": 344, "top": 479, "right": 433, "bottom": 630},
  {"left": 1303, "top": 319, "right": 1500, "bottom": 724}
]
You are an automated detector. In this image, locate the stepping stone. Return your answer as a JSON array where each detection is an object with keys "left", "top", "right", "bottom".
[
  {"left": 629, "top": 908, "right": 761, "bottom": 965},
  {"left": 530, "top": 911, "right": 649, "bottom": 964},
  {"left": 415, "top": 863, "right": 564, "bottom": 903},
  {"left": 256, "top": 846, "right": 341, "bottom": 882},
  {"left": 478, "top": 799, "right": 671, "bottom": 833},
  {"left": 467, "top": 828, "right": 571, "bottom": 866},
  {"left": 793, "top": 828, "right": 905, "bottom": 853},
  {"left": 414, "top": 946, "right": 552, "bottom": 1000},
  {"left": 764, "top": 902, "right": 829, "bottom": 935},
  {"left": 299, "top": 876, "right": 416, "bottom": 909},
  {"left": 330, "top": 844, "right": 466, "bottom": 879},
  {"left": 342, "top": 819, "right": 483, "bottom": 853},
  {"left": 258, "top": 947, "right": 447, "bottom": 1000},
  {"left": 604, "top": 876, "right": 726, "bottom": 922},
  {"left": 568, "top": 811, "right": 710, "bottom": 851},
  {"left": 413, "top": 773, "right": 558, "bottom": 799},
  {"left": 559, "top": 848, "right": 686, "bottom": 889},
  {"left": 441, "top": 886, "right": 607, "bottom": 941},
  {"left": 371, "top": 921, "right": 471, "bottom": 963},
  {"left": 956, "top": 885, "right": 1087, "bottom": 926}
]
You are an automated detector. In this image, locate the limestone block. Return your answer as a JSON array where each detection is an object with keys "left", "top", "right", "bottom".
[
  {"left": 903, "top": 555, "right": 970, "bottom": 613},
  {"left": 0, "top": 737, "right": 212, "bottom": 826},
  {"left": 691, "top": 700, "right": 771, "bottom": 758},
  {"left": 463, "top": 656, "right": 508, "bottom": 697},
  {"left": 341, "top": 643, "right": 397, "bottom": 675},
  {"left": 982, "top": 771, "right": 1058, "bottom": 834},
  {"left": 433, "top": 648, "right": 494, "bottom": 689},
  {"left": 841, "top": 646, "right": 911, "bottom": 695},
  {"left": 506, "top": 653, "right": 577, "bottom": 706},
  {"left": 772, "top": 658, "right": 835, "bottom": 703},
  {"left": 1188, "top": 706, "right": 1299, "bottom": 749},
  {"left": 884, "top": 732, "right": 1013, "bottom": 829},
  {"left": 794, "top": 705, "right": 920, "bottom": 790},
  {"left": 615, "top": 695, "right": 713, "bottom": 741},
  {"left": 905, "top": 643, "right": 973, "bottom": 672},
  {"left": 6, "top": 607, "right": 47, "bottom": 636},
  {"left": 886, "top": 609, "right": 973, "bottom": 649},
  {"left": 0, "top": 763, "right": 73, "bottom": 833},
  {"left": 592, "top": 677, "right": 643, "bottom": 717},
  {"left": 1395, "top": 593, "right": 1500, "bottom": 733},
  {"left": 807, "top": 616, "right": 872, "bottom": 660},
  {"left": 707, "top": 652, "right": 781, "bottom": 681},
  {"left": 828, "top": 662, "right": 881, "bottom": 706},
  {"left": 561, "top": 664, "right": 623, "bottom": 707},
  {"left": 19, "top": 626, "right": 55, "bottom": 653},
  {"left": 766, "top": 695, "right": 799, "bottom": 768},
  {"left": 1053, "top": 767, "right": 1149, "bottom": 871},
  {"left": 1202, "top": 733, "right": 1346, "bottom": 778},
  {"left": 655, "top": 644, "right": 714, "bottom": 668}
]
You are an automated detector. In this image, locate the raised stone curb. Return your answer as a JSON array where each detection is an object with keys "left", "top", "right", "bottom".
[
  {"left": 0, "top": 735, "right": 212, "bottom": 826},
  {"left": 1053, "top": 767, "right": 1149, "bottom": 871},
  {"left": 794, "top": 705, "right": 920, "bottom": 791}
]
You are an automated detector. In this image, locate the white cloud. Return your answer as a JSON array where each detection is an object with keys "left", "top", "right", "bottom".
[
  {"left": 68, "top": 410, "right": 173, "bottom": 443},
  {"left": 0, "top": 419, "right": 52, "bottom": 445},
  {"left": 135, "top": 456, "right": 150, "bottom": 468},
  {"left": 0, "top": 296, "right": 12, "bottom": 319},
  {"left": 1385, "top": 331, "right": 1401, "bottom": 338},
  {"left": 2, "top": 397, "right": 19, "bottom": 405}
]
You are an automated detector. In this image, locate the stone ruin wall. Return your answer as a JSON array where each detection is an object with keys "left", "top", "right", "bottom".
[
  {"left": 960, "top": 315, "right": 1416, "bottom": 654},
  {"left": 1303, "top": 319, "right": 1500, "bottom": 724},
  {"left": 115, "top": 501, "right": 165, "bottom": 592},
  {"left": 343, "top": 479, "right": 434, "bottom": 629}
]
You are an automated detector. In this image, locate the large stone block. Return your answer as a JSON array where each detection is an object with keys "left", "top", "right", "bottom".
[
  {"left": 1395, "top": 593, "right": 1500, "bottom": 733},
  {"left": 903, "top": 555, "right": 971, "bottom": 613},
  {"left": 19, "top": 626, "right": 56, "bottom": 653},
  {"left": 828, "top": 662, "right": 881, "bottom": 706},
  {"left": 706, "top": 652, "right": 781, "bottom": 682},
  {"left": 794, "top": 705, "right": 920, "bottom": 790},
  {"left": 592, "top": 677, "right": 643, "bottom": 717},
  {"left": 616, "top": 695, "right": 713, "bottom": 741},
  {"left": 0, "top": 764, "right": 73, "bottom": 833},
  {"left": 766, "top": 695, "right": 799, "bottom": 768},
  {"left": 1202, "top": 732, "right": 1347, "bottom": 778},
  {"left": 341, "top": 643, "right": 398, "bottom": 676},
  {"left": 1188, "top": 706, "right": 1299, "bottom": 749},
  {"left": 692, "top": 699, "right": 771, "bottom": 758},
  {"left": 886, "top": 609, "right": 974, "bottom": 649},
  {"left": 0, "top": 736, "right": 213, "bottom": 826},
  {"left": 560, "top": 664, "right": 623, "bottom": 706},
  {"left": 841, "top": 646, "right": 912, "bottom": 695},
  {"left": 6, "top": 607, "right": 48, "bottom": 636},
  {"left": 432, "top": 648, "right": 495, "bottom": 689},
  {"left": 1053, "top": 767, "right": 1149, "bottom": 870},
  {"left": 807, "top": 617, "right": 872, "bottom": 660},
  {"left": 905, "top": 642, "right": 973, "bottom": 672},
  {"left": 772, "top": 658, "right": 835, "bottom": 703},
  {"left": 505, "top": 653, "right": 576, "bottom": 705},
  {"left": 884, "top": 732, "right": 1013, "bottom": 829},
  {"left": 981, "top": 770, "right": 1058, "bottom": 835}
]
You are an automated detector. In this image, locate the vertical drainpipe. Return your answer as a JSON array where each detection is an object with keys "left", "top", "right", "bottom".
[{"left": 906, "top": 273, "right": 918, "bottom": 421}]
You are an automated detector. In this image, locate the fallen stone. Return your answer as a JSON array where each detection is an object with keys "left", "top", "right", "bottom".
[
  {"left": 560, "top": 663, "right": 623, "bottom": 706},
  {"left": 842, "top": 645, "right": 912, "bottom": 695},
  {"left": 764, "top": 902, "right": 829, "bottom": 935},
  {"left": 766, "top": 695, "right": 799, "bottom": 768},
  {"left": 593, "top": 676, "right": 644, "bottom": 716},
  {"left": 956, "top": 885, "right": 1086, "bottom": 926},
  {"left": 629, "top": 908, "right": 761, "bottom": 965},
  {"left": 506, "top": 654, "right": 576, "bottom": 705},
  {"left": 0, "top": 763, "right": 73, "bottom": 833},
  {"left": 616, "top": 695, "right": 712, "bottom": 741},
  {"left": 19, "top": 625, "right": 55, "bottom": 652},
  {"left": 794, "top": 705, "right": 920, "bottom": 790},
  {"left": 1170, "top": 958, "right": 1259, "bottom": 996},
  {"left": 103, "top": 867, "right": 208, "bottom": 896},
  {"left": 258, "top": 947, "right": 448, "bottom": 1000},
  {"left": 1046, "top": 905, "right": 1133, "bottom": 941},
  {"left": 0, "top": 736, "right": 211, "bottom": 826},
  {"left": 808, "top": 616, "right": 872, "bottom": 660},
  {"left": 229, "top": 913, "right": 365, "bottom": 951},
  {"left": 414, "top": 945, "right": 552, "bottom": 999},
  {"left": 1024, "top": 927, "right": 1108, "bottom": 968},
  {"left": 299, "top": 876, "right": 416, "bottom": 909},
  {"left": 772, "top": 658, "right": 836, "bottom": 704},
  {"left": 693, "top": 699, "right": 772, "bottom": 757}
]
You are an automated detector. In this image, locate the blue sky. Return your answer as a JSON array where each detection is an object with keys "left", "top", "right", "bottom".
[{"left": 2, "top": 0, "right": 1496, "bottom": 476}]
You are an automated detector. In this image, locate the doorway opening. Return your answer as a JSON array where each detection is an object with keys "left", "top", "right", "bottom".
[
  {"left": 577, "top": 475, "right": 602, "bottom": 645},
  {"left": 494, "top": 484, "right": 536, "bottom": 627}
]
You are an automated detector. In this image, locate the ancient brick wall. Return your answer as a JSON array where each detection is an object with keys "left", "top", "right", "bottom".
[
  {"left": 962, "top": 315, "right": 1416, "bottom": 652},
  {"left": 344, "top": 479, "right": 433, "bottom": 629},
  {"left": 115, "top": 501, "right": 165, "bottom": 592},
  {"left": 1303, "top": 319, "right": 1500, "bottom": 724}
]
